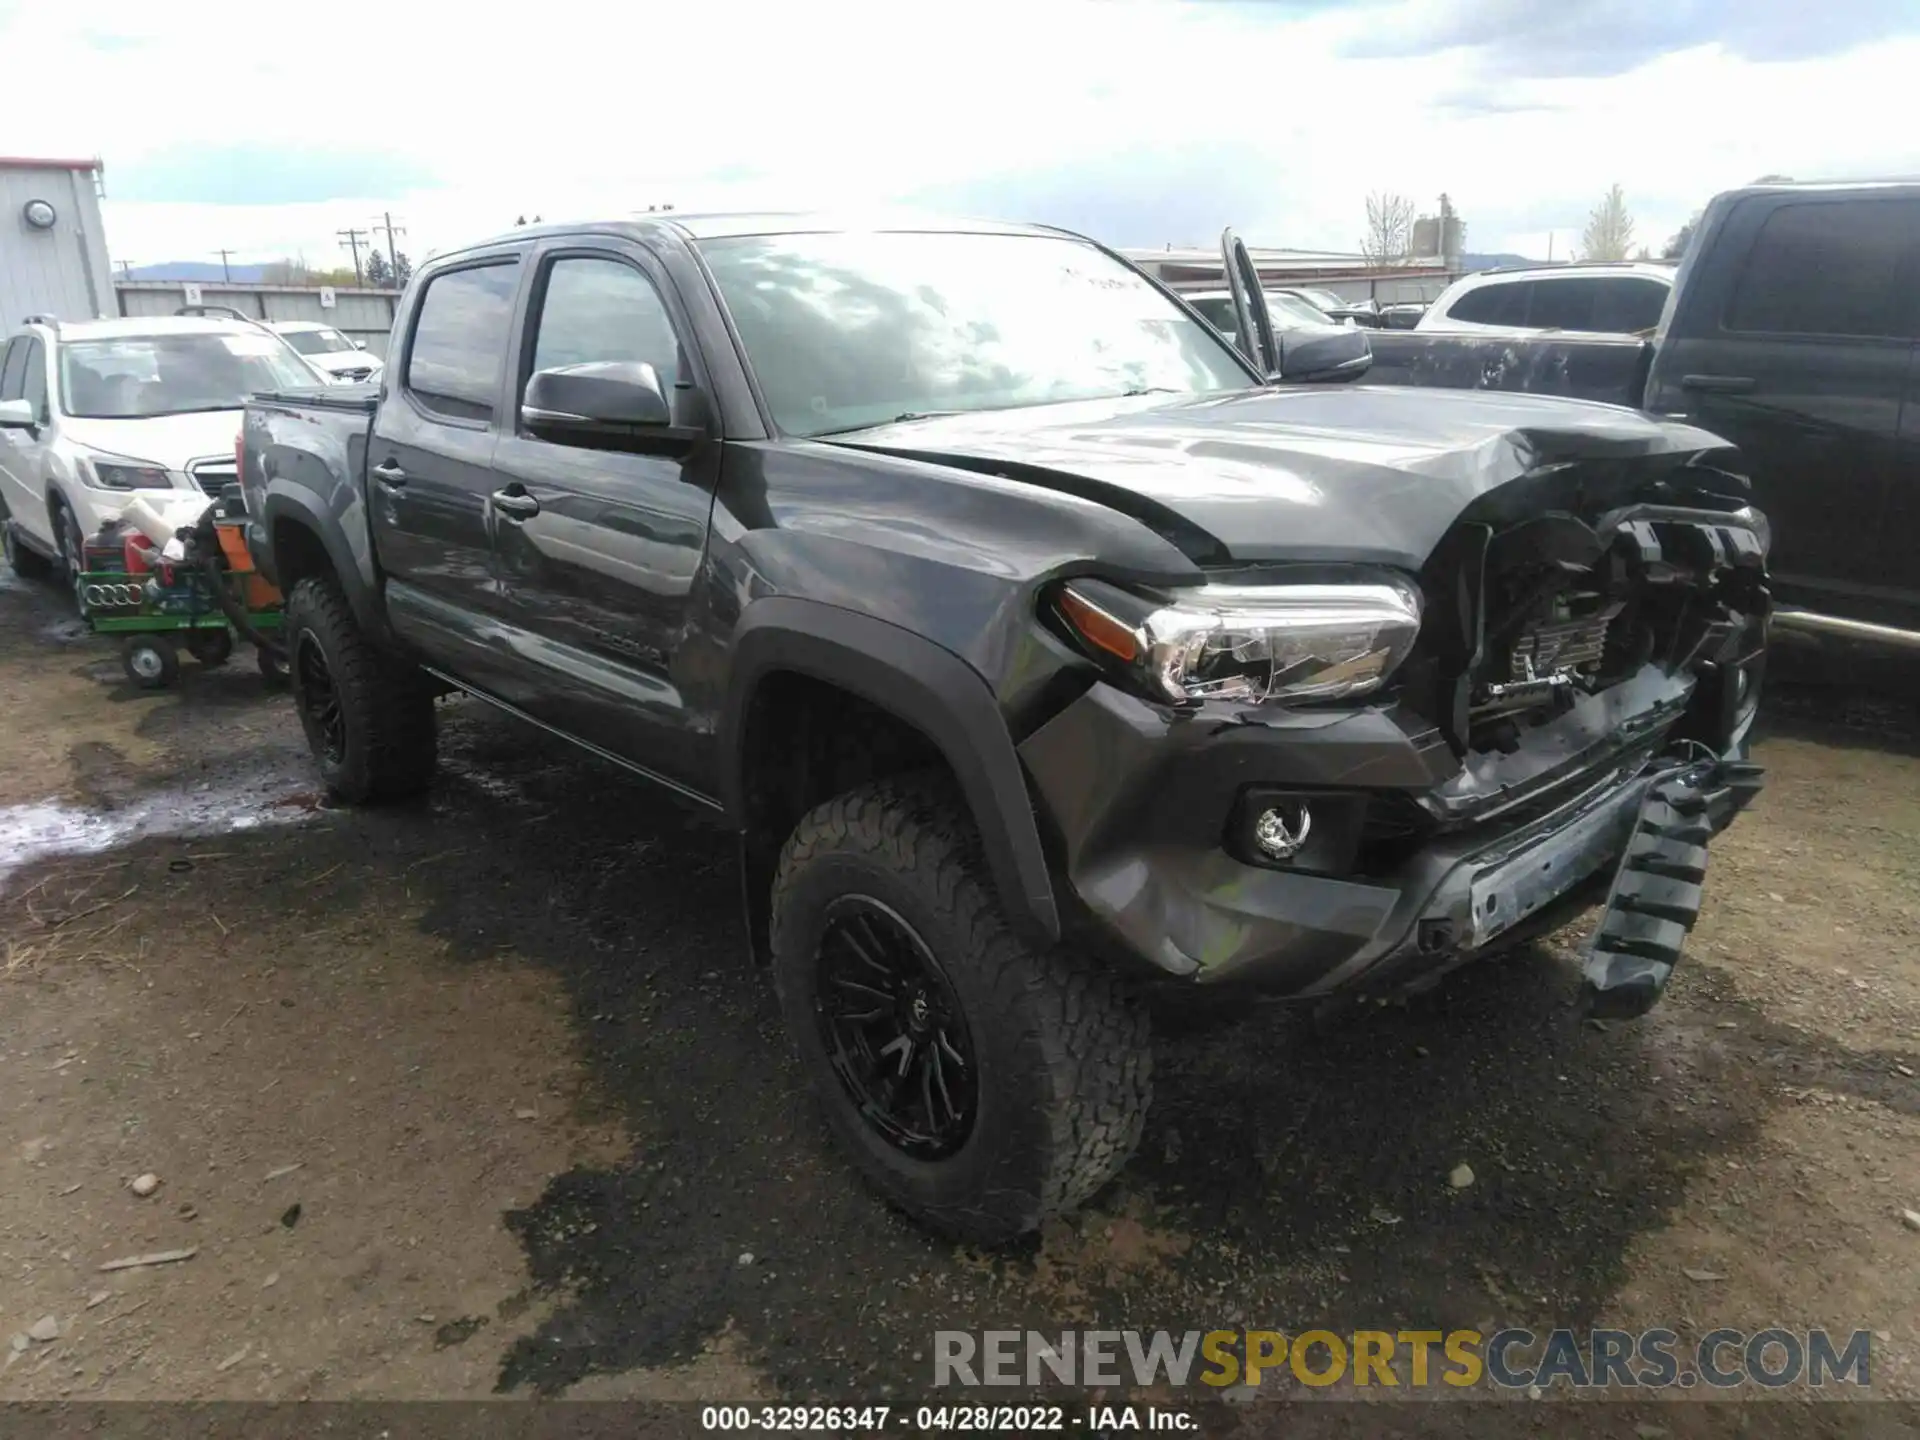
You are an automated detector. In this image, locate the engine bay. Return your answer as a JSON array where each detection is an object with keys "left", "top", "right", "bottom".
[{"left": 1403, "top": 477, "right": 1771, "bottom": 764}]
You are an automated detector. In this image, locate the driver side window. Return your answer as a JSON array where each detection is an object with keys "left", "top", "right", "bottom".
[{"left": 526, "top": 256, "right": 681, "bottom": 417}]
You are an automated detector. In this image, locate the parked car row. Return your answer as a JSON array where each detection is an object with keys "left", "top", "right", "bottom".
[{"left": 0, "top": 313, "right": 332, "bottom": 578}]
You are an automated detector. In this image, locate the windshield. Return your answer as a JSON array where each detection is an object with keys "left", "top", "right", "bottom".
[
  {"left": 698, "top": 231, "right": 1251, "bottom": 437},
  {"left": 281, "top": 328, "right": 354, "bottom": 356},
  {"left": 59, "top": 334, "right": 319, "bottom": 419},
  {"left": 1290, "top": 288, "right": 1348, "bottom": 312},
  {"left": 1266, "top": 292, "right": 1336, "bottom": 328}
]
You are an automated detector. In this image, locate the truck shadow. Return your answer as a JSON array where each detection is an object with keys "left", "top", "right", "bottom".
[{"left": 388, "top": 703, "right": 1915, "bottom": 1403}]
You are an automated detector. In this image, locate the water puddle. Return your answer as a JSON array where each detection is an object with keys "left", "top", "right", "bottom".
[{"left": 0, "top": 784, "right": 320, "bottom": 888}]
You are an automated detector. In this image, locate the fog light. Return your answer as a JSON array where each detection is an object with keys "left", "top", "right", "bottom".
[{"left": 1253, "top": 803, "right": 1313, "bottom": 861}]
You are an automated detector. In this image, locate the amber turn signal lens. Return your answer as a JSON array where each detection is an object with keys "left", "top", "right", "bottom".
[{"left": 1059, "top": 587, "right": 1140, "bottom": 663}]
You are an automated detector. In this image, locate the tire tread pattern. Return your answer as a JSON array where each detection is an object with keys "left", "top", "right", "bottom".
[
  {"left": 285, "top": 576, "right": 437, "bottom": 803},
  {"left": 771, "top": 777, "right": 1150, "bottom": 1243}
]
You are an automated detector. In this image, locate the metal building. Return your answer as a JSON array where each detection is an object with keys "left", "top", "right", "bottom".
[{"left": 1, "top": 157, "right": 113, "bottom": 331}]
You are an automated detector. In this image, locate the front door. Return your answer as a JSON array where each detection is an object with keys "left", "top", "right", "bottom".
[
  {"left": 0, "top": 337, "right": 56, "bottom": 550},
  {"left": 486, "top": 244, "right": 718, "bottom": 790},
  {"left": 369, "top": 256, "right": 523, "bottom": 689}
]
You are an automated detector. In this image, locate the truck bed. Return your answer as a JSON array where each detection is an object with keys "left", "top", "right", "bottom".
[{"left": 1364, "top": 330, "right": 1653, "bottom": 409}]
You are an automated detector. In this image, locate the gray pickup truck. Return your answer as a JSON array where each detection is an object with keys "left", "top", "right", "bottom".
[{"left": 240, "top": 213, "right": 1768, "bottom": 1243}]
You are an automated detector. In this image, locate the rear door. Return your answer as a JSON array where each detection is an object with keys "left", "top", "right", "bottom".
[
  {"left": 0, "top": 336, "right": 35, "bottom": 533},
  {"left": 484, "top": 241, "right": 719, "bottom": 789},
  {"left": 370, "top": 255, "right": 524, "bottom": 686},
  {"left": 1649, "top": 195, "right": 1920, "bottom": 621}
]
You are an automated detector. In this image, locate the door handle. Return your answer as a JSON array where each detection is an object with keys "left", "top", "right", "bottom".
[
  {"left": 371, "top": 460, "right": 408, "bottom": 487},
  {"left": 491, "top": 487, "right": 541, "bottom": 520},
  {"left": 1679, "top": 374, "right": 1756, "bottom": 395}
]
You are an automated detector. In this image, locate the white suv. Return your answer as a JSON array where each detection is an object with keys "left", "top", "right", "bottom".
[
  {"left": 1415, "top": 262, "right": 1673, "bottom": 337},
  {"left": 0, "top": 315, "right": 324, "bottom": 581},
  {"left": 266, "top": 321, "right": 383, "bottom": 383}
]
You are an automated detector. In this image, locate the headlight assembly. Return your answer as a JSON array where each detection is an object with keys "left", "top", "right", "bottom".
[
  {"left": 86, "top": 459, "right": 172, "bottom": 491},
  {"left": 1055, "top": 576, "right": 1422, "bottom": 707}
]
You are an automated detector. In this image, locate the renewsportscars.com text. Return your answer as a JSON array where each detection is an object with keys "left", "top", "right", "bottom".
[{"left": 933, "top": 1328, "right": 1873, "bottom": 1392}]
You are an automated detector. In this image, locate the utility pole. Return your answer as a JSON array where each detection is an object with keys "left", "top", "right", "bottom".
[
  {"left": 374, "top": 212, "right": 406, "bottom": 278},
  {"left": 212, "top": 248, "right": 236, "bottom": 283},
  {"left": 116, "top": 260, "right": 135, "bottom": 280},
  {"left": 336, "top": 227, "right": 370, "bottom": 285}
]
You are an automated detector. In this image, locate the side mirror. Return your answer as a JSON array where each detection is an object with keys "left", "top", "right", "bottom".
[
  {"left": 352, "top": 339, "right": 368, "bottom": 350},
  {"left": 524, "top": 360, "right": 672, "bottom": 428},
  {"left": 1276, "top": 326, "right": 1374, "bottom": 384},
  {"left": 0, "top": 398, "right": 35, "bottom": 431}
]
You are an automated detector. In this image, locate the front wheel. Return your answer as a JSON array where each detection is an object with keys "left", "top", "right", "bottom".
[
  {"left": 770, "top": 779, "right": 1151, "bottom": 1244},
  {"left": 3, "top": 517, "right": 54, "bottom": 581},
  {"left": 121, "top": 636, "right": 179, "bottom": 690},
  {"left": 284, "top": 576, "right": 437, "bottom": 803}
]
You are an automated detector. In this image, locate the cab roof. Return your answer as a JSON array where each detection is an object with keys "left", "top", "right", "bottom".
[{"left": 438, "top": 210, "right": 1075, "bottom": 263}]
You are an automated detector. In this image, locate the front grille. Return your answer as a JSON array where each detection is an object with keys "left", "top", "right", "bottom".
[{"left": 187, "top": 461, "right": 238, "bottom": 495}]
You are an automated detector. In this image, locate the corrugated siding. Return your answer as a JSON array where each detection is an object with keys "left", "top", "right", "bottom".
[
  {"left": 114, "top": 282, "right": 402, "bottom": 357},
  {"left": 1, "top": 163, "right": 113, "bottom": 330}
]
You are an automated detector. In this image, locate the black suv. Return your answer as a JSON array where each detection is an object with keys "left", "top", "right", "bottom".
[{"left": 240, "top": 216, "right": 1769, "bottom": 1243}]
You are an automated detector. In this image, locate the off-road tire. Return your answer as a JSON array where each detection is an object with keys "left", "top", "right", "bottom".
[
  {"left": 770, "top": 778, "right": 1151, "bottom": 1244},
  {"left": 284, "top": 575, "right": 437, "bottom": 803},
  {"left": 2, "top": 516, "right": 54, "bottom": 580}
]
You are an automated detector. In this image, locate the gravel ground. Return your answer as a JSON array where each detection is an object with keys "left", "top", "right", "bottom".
[{"left": 1, "top": 568, "right": 1916, "bottom": 1435}]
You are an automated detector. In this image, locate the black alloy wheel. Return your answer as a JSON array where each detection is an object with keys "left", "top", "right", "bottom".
[
  {"left": 814, "top": 896, "right": 978, "bottom": 1158},
  {"left": 295, "top": 629, "right": 347, "bottom": 765}
]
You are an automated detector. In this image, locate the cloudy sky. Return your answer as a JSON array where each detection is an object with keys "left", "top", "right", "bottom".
[{"left": 5, "top": 0, "right": 1915, "bottom": 270}]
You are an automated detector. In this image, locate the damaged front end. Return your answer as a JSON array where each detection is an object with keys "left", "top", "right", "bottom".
[
  {"left": 1017, "top": 446, "right": 1770, "bottom": 1018},
  {"left": 1383, "top": 454, "right": 1771, "bottom": 1013}
]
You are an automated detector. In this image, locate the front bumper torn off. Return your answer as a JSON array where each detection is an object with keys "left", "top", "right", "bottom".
[{"left": 1580, "top": 755, "right": 1764, "bottom": 1018}]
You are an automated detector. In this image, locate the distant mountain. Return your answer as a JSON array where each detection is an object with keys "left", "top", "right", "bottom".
[
  {"left": 1459, "top": 251, "right": 1539, "bottom": 272},
  {"left": 121, "top": 261, "right": 273, "bottom": 283}
]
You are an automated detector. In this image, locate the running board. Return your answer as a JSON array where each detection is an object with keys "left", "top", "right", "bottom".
[{"left": 1772, "top": 607, "right": 1920, "bottom": 653}]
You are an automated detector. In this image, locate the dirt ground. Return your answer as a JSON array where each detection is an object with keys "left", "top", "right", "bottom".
[{"left": 1, "top": 565, "right": 1917, "bottom": 1433}]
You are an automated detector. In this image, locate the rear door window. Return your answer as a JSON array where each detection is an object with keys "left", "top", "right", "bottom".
[
  {"left": 1592, "top": 277, "right": 1670, "bottom": 333},
  {"left": 404, "top": 262, "right": 519, "bottom": 421},
  {"left": 1724, "top": 199, "right": 1920, "bottom": 339},
  {"left": 1447, "top": 281, "right": 1530, "bottom": 326},
  {"left": 1526, "top": 278, "right": 1603, "bottom": 331}
]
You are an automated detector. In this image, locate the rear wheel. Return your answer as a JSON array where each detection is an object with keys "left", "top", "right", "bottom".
[
  {"left": 3, "top": 518, "right": 54, "bottom": 581},
  {"left": 186, "top": 628, "right": 235, "bottom": 667},
  {"left": 770, "top": 778, "right": 1151, "bottom": 1244},
  {"left": 256, "top": 644, "right": 290, "bottom": 687},
  {"left": 285, "top": 576, "right": 437, "bottom": 802}
]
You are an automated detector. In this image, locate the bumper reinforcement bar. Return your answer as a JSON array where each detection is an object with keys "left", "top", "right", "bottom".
[{"left": 1582, "top": 756, "right": 1764, "bottom": 1018}]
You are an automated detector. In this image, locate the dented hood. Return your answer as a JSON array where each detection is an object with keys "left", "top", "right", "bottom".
[{"left": 829, "top": 386, "right": 1736, "bottom": 570}]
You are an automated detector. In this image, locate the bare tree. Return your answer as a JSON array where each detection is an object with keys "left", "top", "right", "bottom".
[
  {"left": 1580, "top": 183, "right": 1635, "bottom": 261},
  {"left": 1361, "top": 191, "right": 1416, "bottom": 268}
]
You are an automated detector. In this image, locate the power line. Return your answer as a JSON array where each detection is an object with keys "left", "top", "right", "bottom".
[{"left": 336, "top": 228, "right": 370, "bottom": 285}]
